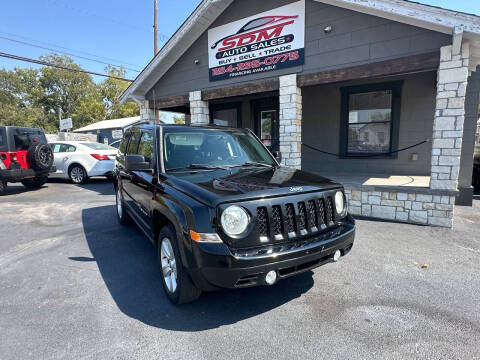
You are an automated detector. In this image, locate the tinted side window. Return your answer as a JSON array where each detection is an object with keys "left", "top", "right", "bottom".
[
  {"left": 0, "top": 128, "right": 7, "bottom": 152},
  {"left": 119, "top": 133, "right": 130, "bottom": 154},
  {"left": 137, "top": 131, "right": 154, "bottom": 167},
  {"left": 126, "top": 130, "right": 140, "bottom": 155}
]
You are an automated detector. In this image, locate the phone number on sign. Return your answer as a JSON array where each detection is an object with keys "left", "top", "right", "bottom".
[{"left": 212, "top": 51, "right": 300, "bottom": 76}]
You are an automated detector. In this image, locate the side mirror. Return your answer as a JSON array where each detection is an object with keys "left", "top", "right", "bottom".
[
  {"left": 125, "top": 155, "right": 151, "bottom": 172},
  {"left": 272, "top": 151, "right": 282, "bottom": 164}
]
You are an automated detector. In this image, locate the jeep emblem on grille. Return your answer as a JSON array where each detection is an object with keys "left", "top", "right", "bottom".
[{"left": 289, "top": 186, "right": 303, "bottom": 192}]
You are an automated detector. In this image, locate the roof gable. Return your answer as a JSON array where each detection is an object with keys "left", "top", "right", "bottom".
[{"left": 121, "top": 0, "right": 480, "bottom": 103}]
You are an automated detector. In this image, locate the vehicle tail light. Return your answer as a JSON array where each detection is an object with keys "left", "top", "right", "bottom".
[
  {"left": 90, "top": 154, "right": 110, "bottom": 161},
  {"left": 10, "top": 153, "right": 17, "bottom": 162}
]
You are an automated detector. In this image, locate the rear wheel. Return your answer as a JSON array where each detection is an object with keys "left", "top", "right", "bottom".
[
  {"left": 21, "top": 175, "right": 48, "bottom": 189},
  {"left": 69, "top": 165, "right": 88, "bottom": 184},
  {"left": 158, "top": 225, "right": 201, "bottom": 304},
  {"left": 0, "top": 179, "right": 6, "bottom": 195}
]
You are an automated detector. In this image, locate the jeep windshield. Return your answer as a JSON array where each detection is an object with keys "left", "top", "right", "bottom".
[{"left": 163, "top": 128, "right": 277, "bottom": 171}]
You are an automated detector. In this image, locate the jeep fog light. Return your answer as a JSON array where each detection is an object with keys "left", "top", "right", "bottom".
[
  {"left": 221, "top": 205, "right": 249, "bottom": 236},
  {"left": 265, "top": 270, "right": 277, "bottom": 285},
  {"left": 335, "top": 191, "right": 345, "bottom": 215}
]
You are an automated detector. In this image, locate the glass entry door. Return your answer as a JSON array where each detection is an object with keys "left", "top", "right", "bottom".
[{"left": 253, "top": 97, "right": 279, "bottom": 152}]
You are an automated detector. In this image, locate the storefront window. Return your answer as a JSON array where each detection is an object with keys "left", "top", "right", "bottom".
[
  {"left": 212, "top": 108, "right": 238, "bottom": 127},
  {"left": 341, "top": 81, "right": 402, "bottom": 157}
]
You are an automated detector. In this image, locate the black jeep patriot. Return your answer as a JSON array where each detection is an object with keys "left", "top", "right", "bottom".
[{"left": 113, "top": 124, "right": 355, "bottom": 304}]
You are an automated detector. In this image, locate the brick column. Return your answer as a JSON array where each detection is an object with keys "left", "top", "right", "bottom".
[
  {"left": 140, "top": 100, "right": 156, "bottom": 122},
  {"left": 279, "top": 74, "right": 302, "bottom": 169},
  {"left": 430, "top": 43, "right": 470, "bottom": 190},
  {"left": 189, "top": 91, "right": 209, "bottom": 124}
]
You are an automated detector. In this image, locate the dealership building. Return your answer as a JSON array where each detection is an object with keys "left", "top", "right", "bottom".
[{"left": 121, "top": 0, "right": 480, "bottom": 227}]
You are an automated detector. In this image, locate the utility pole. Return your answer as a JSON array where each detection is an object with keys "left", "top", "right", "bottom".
[
  {"left": 153, "top": 0, "right": 160, "bottom": 124},
  {"left": 58, "top": 107, "right": 62, "bottom": 132},
  {"left": 154, "top": 0, "right": 158, "bottom": 56}
]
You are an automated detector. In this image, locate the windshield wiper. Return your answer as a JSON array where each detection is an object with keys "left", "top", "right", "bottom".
[
  {"left": 231, "top": 162, "right": 274, "bottom": 168},
  {"left": 167, "top": 164, "right": 230, "bottom": 171}
]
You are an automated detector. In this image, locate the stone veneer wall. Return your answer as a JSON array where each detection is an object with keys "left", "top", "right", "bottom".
[
  {"left": 279, "top": 74, "right": 302, "bottom": 169},
  {"left": 344, "top": 188, "right": 455, "bottom": 227},
  {"left": 430, "top": 43, "right": 470, "bottom": 190},
  {"left": 189, "top": 90, "right": 209, "bottom": 124},
  {"left": 140, "top": 101, "right": 156, "bottom": 122}
]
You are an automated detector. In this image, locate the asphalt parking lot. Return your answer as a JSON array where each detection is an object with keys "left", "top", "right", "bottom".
[{"left": 1, "top": 180, "right": 479, "bottom": 360}]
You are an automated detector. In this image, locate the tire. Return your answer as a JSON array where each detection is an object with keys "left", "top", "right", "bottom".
[
  {"left": 21, "top": 175, "right": 47, "bottom": 189},
  {"left": 158, "top": 225, "right": 201, "bottom": 304},
  {"left": 0, "top": 179, "right": 6, "bottom": 195},
  {"left": 115, "top": 185, "right": 131, "bottom": 225},
  {"left": 69, "top": 164, "right": 88, "bottom": 184},
  {"left": 27, "top": 142, "right": 53, "bottom": 171},
  {"left": 473, "top": 166, "right": 480, "bottom": 190}
]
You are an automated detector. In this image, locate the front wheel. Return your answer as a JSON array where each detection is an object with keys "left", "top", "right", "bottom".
[
  {"left": 473, "top": 166, "right": 480, "bottom": 190},
  {"left": 115, "top": 186, "right": 131, "bottom": 225},
  {"left": 69, "top": 165, "right": 88, "bottom": 184},
  {"left": 21, "top": 175, "right": 47, "bottom": 189},
  {"left": 0, "top": 179, "right": 6, "bottom": 195},
  {"left": 158, "top": 225, "right": 201, "bottom": 304}
]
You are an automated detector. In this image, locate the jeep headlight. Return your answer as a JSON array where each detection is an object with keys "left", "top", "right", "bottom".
[
  {"left": 335, "top": 191, "right": 346, "bottom": 215},
  {"left": 221, "top": 205, "right": 249, "bottom": 236}
]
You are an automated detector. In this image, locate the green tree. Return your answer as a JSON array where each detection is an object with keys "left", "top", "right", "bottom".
[
  {"left": 0, "top": 53, "right": 139, "bottom": 132},
  {"left": 173, "top": 113, "right": 186, "bottom": 124},
  {"left": 36, "top": 54, "right": 99, "bottom": 129},
  {"left": 100, "top": 65, "right": 139, "bottom": 119}
]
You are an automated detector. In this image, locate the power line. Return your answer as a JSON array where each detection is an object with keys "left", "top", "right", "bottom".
[
  {"left": 0, "top": 30, "right": 143, "bottom": 68},
  {"left": 0, "top": 36, "right": 141, "bottom": 73},
  {"left": 43, "top": 0, "right": 170, "bottom": 42},
  {"left": 45, "top": 0, "right": 169, "bottom": 40},
  {"left": 0, "top": 52, "right": 133, "bottom": 82}
]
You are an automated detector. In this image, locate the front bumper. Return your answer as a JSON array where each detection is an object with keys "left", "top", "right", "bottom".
[{"left": 188, "top": 217, "right": 355, "bottom": 291}]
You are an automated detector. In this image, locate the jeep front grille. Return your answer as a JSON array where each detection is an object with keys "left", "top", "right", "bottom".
[
  {"left": 326, "top": 197, "right": 334, "bottom": 225},
  {"left": 255, "top": 195, "right": 337, "bottom": 241},
  {"left": 271, "top": 205, "right": 284, "bottom": 236},
  {"left": 256, "top": 207, "right": 269, "bottom": 236},
  {"left": 297, "top": 202, "right": 307, "bottom": 230},
  {"left": 285, "top": 203, "right": 296, "bottom": 234}
]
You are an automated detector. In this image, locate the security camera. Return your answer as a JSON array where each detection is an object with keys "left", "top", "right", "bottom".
[{"left": 194, "top": 59, "right": 199, "bottom": 65}]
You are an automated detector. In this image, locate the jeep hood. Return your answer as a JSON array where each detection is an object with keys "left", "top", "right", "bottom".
[{"left": 165, "top": 166, "right": 342, "bottom": 207}]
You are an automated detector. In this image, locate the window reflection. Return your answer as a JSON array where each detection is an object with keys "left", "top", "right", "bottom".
[{"left": 348, "top": 90, "right": 392, "bottom": 154}]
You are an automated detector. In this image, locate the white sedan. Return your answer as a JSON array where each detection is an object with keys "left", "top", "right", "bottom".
[{"left": 48, "top": 141, "right": 118, "bottom": 184}]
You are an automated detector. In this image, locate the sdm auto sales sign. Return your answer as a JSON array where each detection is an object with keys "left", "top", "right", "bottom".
[{"left": 208, "top": 0, "right": 305, "bottom": 82}]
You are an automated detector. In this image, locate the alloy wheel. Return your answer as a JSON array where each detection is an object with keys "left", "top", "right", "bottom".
[
  {"left": 70, "top": 166, "right": 84, "bottom": 183},
  {"left": 116, "top": 188, "right": 123, "bottom": 217},
  {"left": 160, "top": 238, "right": 177, "bottom": 293}
]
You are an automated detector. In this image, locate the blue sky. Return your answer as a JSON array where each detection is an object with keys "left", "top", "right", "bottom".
[{"left": 0, "top": 0, "right": 479, "bottom": 82}]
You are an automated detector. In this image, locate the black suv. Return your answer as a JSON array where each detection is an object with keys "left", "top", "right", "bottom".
[
  {"left": 0, "top": 126, "right": 54, "bottom": 195},
  {"left": 113, "top": 124, "right": 355, "bottom": 304}
]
